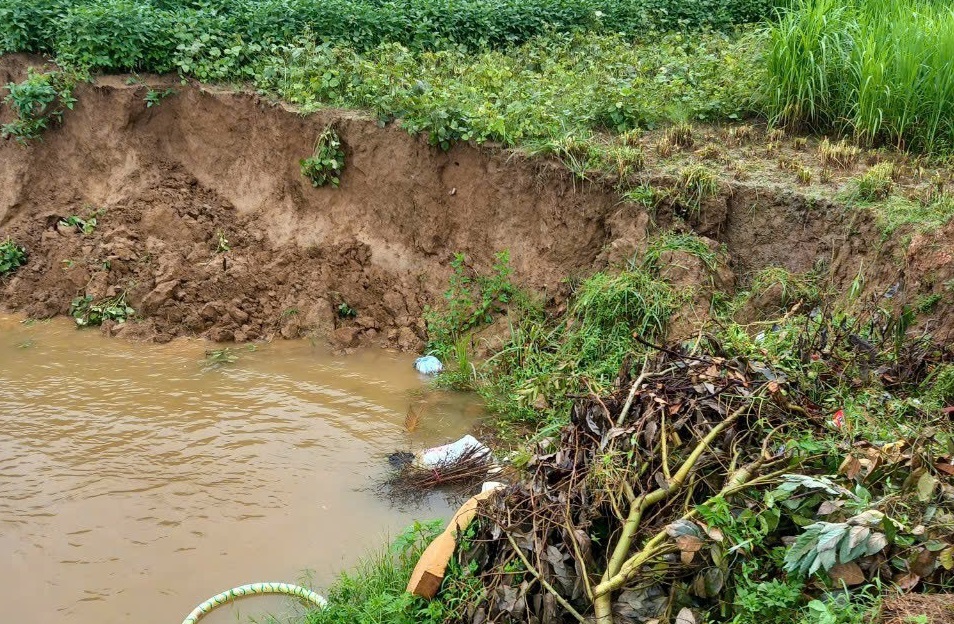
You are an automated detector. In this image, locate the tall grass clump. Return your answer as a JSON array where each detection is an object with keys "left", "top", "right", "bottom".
[
  {"left": 765, "top": 0, "right": 954, "bottom": 154},
  {"left": 482, "top": 268, "right": 674, "bottom": 425}
]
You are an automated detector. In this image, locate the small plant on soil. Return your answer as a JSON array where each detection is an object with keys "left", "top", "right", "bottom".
[
  {"left": 596, "top": 144, "right": 644, "bottom": 179},
  {"left": 664, "top": 122, "right": 694, "bottom": 148},
  {"left": 215, "top": 231, "right": 230, "bottom": 253},
  {"left": 728, "top": 124, "right": 754, "bottom": 145},
  {"left": 695, "top": 143, "right": 724, "bottom": 161},
  {"left": 59, "top": 215, "right": 97, "bottom": 235},
  {"left": 797, "top": 166, "right": 813, "bottom": 185},
  {"left": 819, "top": 138, "right": 861, "bottom": 169},
  {"left": 677, "top": 163, "right": 719, "bottom": 212},
  {"left": 300, "top": 126, "right": 345, "bottom": 187},
  {"left": 337, "top": 302, "right": 357, "bottom": 319},
  {"left": 0, "top": 239, "right": 27, "bottom": 275},
  {"left": 144, "top": 88, "right": 175, "bottom": 107},
  {"left": 425, "top": 250, "right": 516, "bottom": 359},
  {"left": 1, "top": 69, "right": 76, "bottom": 143},
  {"left": 855, "top": 162, "right": 895, "bottom": 201},
  {"left": 69, "top": 292, "right": 135, "bottom": 327}
]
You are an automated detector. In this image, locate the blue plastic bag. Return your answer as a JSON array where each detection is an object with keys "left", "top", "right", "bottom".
[{"left": 414, "top": 355, "right": 443, "bottom": 375}]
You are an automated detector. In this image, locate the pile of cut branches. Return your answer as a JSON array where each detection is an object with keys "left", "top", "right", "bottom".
[{"left": 450, "top": 331, "right": 954, "bottom": 623}]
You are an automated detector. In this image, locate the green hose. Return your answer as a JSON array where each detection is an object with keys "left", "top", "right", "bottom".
[{"left": 180, "top": 582, "right": 327, "bottom": 624}]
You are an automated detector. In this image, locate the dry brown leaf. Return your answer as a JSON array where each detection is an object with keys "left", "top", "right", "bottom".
[
  {"left": 828, "top": 562, "right": 865, "bottom": 586},
  {"left": 676, "top": 535, "right": 705, "bottom": 552},
  {"left": 893, "top": 572, "right": 920, "bottom": 591},
  {"left": 839, "top": 455, "right": 862, "bottom": 480},
  {"left": 676, "top": 607, "right": 696, "bottom": 624},
  {"left": 935, "top": 460, "right": 954, "bottom": 476},
  {"left": 817, "top": 500, "right": 841, "bottom": 516},
  {"left": 909, "top": 548, "right": 938, "bottom": 578}
]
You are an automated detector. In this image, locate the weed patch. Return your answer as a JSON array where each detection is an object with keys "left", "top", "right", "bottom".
[
  {"left": 854, "top": 162, "right": 895, "bottom": 202},
  {"left": 300, "top": 126, "right": 345, "bottom": 187},
  {"left": 0, "top": 239, "right": 27, "bottom": 275},
  {"left": 69, "top": 292, "right": 134, "bottom": 326},
  {"left": 425, "top": 251, "right": 516, "bottom": 359},
  {"left": 1, "top": 69, "right": 75, "bottom": 142}
]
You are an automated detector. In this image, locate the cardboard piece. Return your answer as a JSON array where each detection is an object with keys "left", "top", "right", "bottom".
[{"left": 406, "top": 485, "right": 502, "bottom": 598}]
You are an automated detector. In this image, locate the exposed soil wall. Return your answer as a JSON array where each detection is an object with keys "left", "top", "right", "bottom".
[{"left": 1, "top": 54, "right": 950, "bottom": 348}]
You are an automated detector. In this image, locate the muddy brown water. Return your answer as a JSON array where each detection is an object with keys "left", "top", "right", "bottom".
[{"left": 0, "top": 315, "right": 484, "bottom": 624}]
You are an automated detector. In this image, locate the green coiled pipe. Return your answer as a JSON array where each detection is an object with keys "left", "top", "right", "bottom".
[{"left": 180, "top": 582, "right": 327, "bottom": 624}]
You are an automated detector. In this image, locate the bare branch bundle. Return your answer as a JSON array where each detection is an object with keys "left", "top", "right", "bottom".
[{"left": 384, "top": 445, "right": 493, "bottom": 503}]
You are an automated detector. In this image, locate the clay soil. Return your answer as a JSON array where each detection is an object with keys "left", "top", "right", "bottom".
[{"left": 2, "top": 54, "right": 954, "bottom": 349}]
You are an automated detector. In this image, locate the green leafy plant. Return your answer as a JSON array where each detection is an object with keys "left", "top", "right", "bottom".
[
  {"left": 783, "top": 511, "right": 890, "bottom": 576},
  {"left": 337, "top": 302, "right": 357, "bottom": 319},
  {"left": 144, "top": 87, "right": 175, "bottom": 107},
  {"left": 0, "top": 239, "right": 27, "bottom": 275},
  {"left": 215, "top": 231, "right": 230, "bottom": 253},
  {"left": 59, "top": 215, "right": 97, "bottom": 235},
  {"left": 1, "top": 69, "right": 75, "bottom": 142},
  {"left": 300, "top": 126, "right": 345, "bottom": 187},
  {"left": 425, "top": 250, "right": 515, "bottom": 358},
  {"left": 69, "top": 292, "right": 135, "bottom": 327},
  {"left": 203, "top": 344, "right": 256, "bottom": 369},
  {"left": 205, "top": 348, "right": 238, "bottom": 366}
]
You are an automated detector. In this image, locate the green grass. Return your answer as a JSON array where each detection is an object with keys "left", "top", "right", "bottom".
[
  {"left": 303, "top": 520, "right": 478, "bottom": 624},
  {"left": 765, "top": 0, "right": 954, "bottom": 154},
  {"left": 477, "top": 266, "right": 675, "bottom": 425},
  {"left": 641, "top": 231, "right": 720, "bottom": 274},
  {"left": 748, "top": 266, "right": 822, "bottom": 307},
  {"left": 872, "top": 195, "right": 954, "bottom": 239}
]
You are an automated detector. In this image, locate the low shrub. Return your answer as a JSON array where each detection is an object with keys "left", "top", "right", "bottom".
[
  {"left": 425, "top": 251, "right": 516, "bottom": 359},
  {"left": 300, "top": 126, "right": 345, "bottom": 187},
  {"left": 0, "top": 0, "right": 782, "bottom": 65},
  {"left": 0, "top": 239, "right": 27, "bottom": 275},
  {"left": 1, "top": 69, "right": 76, "bottom": 142}
]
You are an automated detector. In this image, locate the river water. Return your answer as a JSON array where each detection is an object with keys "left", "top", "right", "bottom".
[{"left": 0, "top": 315, "right": 483, "bottom": 624}]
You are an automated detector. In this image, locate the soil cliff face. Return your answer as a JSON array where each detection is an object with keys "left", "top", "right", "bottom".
[{"left": 1, "top": 55, "right": 950, "bottom": 347}]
